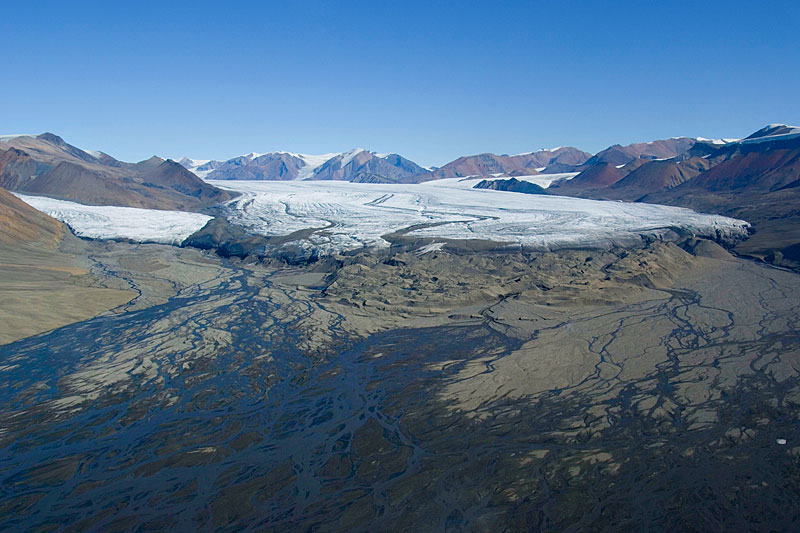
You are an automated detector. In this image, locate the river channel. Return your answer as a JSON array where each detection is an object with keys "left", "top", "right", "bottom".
[{"left": 1, "top": 255, "right": 800, "bottom": 530}]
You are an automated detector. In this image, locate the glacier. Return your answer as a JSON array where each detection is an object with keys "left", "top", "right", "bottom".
[
  {"left": 14, "top": 181, "right": 750, "bottom": 254},
  {"left": 15, "top": 195, "right": 213, "bottom": 244},
  {"left": 212, "top": 180, "right": 750, "bottom": 254}
]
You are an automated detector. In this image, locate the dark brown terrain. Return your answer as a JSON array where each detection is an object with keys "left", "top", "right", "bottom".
[{"left": 2, "top": 235, "right": 800, "bottom": 531}]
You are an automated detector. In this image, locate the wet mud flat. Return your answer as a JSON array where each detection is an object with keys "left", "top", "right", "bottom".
[{"left": 1, "top": 245, "right": 800, "bottom": 530}]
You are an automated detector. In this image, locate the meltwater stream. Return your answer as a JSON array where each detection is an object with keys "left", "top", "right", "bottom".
[
  {"left": 0, "top": 264, "right": 527, "bottom": 530},
  {"left": 2, "top": 258, "right": 800, "bottom": 530}
]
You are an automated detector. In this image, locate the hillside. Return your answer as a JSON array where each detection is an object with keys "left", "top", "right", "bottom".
[
  {"left": 595, "top": 157, "right": 713, "bottom": 201},
  {"left": 581, "top": 137, "right": 696, "bottom": 167},
  {"left": 0, "top": 186, "right": 63, "bottom": 247},
  {"left": 547, "top": 125, "right": 800, "bottom": 269},
  {"left": 0, "top": 134, "right": 234, "bottom": 211},
  {"left": 0, "top": 185, "right": 135, "bottom": 345},
  {"left": 416, "top": 147, "right": 590, "bottom": 182}
]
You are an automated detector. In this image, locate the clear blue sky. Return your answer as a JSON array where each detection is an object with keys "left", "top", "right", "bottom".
[{"left": 3, "top": 0, "right": 799, "bottom": 167}]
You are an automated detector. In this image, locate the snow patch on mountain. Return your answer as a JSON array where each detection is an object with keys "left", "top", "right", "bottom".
[
  {"left": 0, "top": 134, "right": 35, "bottom": 143},
  {"left": 294, "top": 152, "right": 342, "bottom": 180},
  {"left": 340, "top": 148, "right": 367, "bottom": 167},
  {"left": 178, "top": 157, "right": 211, "bottom": 167}
]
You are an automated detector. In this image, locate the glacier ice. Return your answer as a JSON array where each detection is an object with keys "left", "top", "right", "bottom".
[
  {"left": 16, "top": 195, "right": 213, "bottom": 245},
  {"left": 212, "top": 180, "right": 750, "bottom": 254}
]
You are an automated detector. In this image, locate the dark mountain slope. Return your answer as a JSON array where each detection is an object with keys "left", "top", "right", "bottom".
[
  {"left": 420, "top": 153, "right": 535, "bottom": 180},
  {"left": 745, "top": 124, "right": 800, "bottom": 140},
  {"left": 642, "top": 136, "right": 800, "bottom": 210},
  {"left": 140, "top": 159, "right": 233, "bottom": 204},
  {"left": 599, "top": 157, "right": 713, "bottom": 201},
  {"left": 474, "top": 178, "right": 549, "bottom": 195},
  {"left": 642, "top": 135, "right": 800, "bottom": 269}
]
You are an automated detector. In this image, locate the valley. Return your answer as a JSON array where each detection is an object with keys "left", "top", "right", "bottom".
[
  {"left": 1, "top": 124, "right": 799, "bottom": 530},
  {"left": 4, "top": 3, "right": 798, "bottom": 529}
]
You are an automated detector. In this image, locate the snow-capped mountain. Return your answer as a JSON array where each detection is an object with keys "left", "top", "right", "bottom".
[
  {"left": 178, "top": 149, "right": 427, "bottom": 183},
  {"left": 739, "top": 123, "right": 800, "bottom": 145},
  {"left": 312, "top": 149, "right": 427, "bottom": 183},
  {"left": 175, "top": 124, "right": 800, "bottom": 187}
]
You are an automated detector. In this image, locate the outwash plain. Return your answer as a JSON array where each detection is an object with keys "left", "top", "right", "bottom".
[{"left": 2, "top": 225, "right": 800, "bottom": 530}]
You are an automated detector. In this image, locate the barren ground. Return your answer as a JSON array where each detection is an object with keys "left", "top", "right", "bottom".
[{"left": 1, "top": 238, "right": 799, "bottom": 530}]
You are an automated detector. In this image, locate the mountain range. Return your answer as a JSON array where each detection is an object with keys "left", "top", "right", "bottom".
[
  {"left": 541, "top": 124, "right": 800, "bottom": 268},
  {"left": 547, "top": 126, "right": 799, "bottom": 201},
  {"left": 179, "top": 146, "right": 596, "bottom": 183},
  {"left": 176, "top": 136, "right": 723, "bottom": 184},
  {"left": 0, "top": 131, "right": 741, "bottom": 201},
  {"left": 3, "top": 124, "right": 799, "bottom": 269},
  {"left": 179, "top": 149, "right": 429, "bottom": 184}
]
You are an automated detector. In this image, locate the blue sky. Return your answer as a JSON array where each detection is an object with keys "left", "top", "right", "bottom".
[{"left": 2, "top": 0, "right": 799, "bottom": 166}]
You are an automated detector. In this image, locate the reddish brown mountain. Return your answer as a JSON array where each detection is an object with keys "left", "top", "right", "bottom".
[
  {"left": 136, "top": 159, "right": 232, "bottom": 205},
  {"left": 0, "top": 147, "right": 39, "bottom": 190},
  {"left": 638, "top": 130, "right": 800, "bottom": 269},
  {"left": 542, "top": 147, "right": 592, "bottom": 166},
  {"left": 549, "top": 163, "right": 624, "bottom": 194},
  {"left": 548, "top": 158, "right": 649, "bottom": 197},
  {"left": 415, "top": 147, "right": 590, "bottom": 182},
  {"left": 670, "top": 146, "right": 800, "bottom": 194},
  {"left": 598, "top": 157, "right": 713, "bottom": 201},
  {"left": 581, "top": 137, "right": 696, "bottom": 168},
  {"left": 0, "top": 134, "right": 234, "bottom": 211},
  {"left": 422, "top": 153, "right": 539, "bottom": 180}
]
